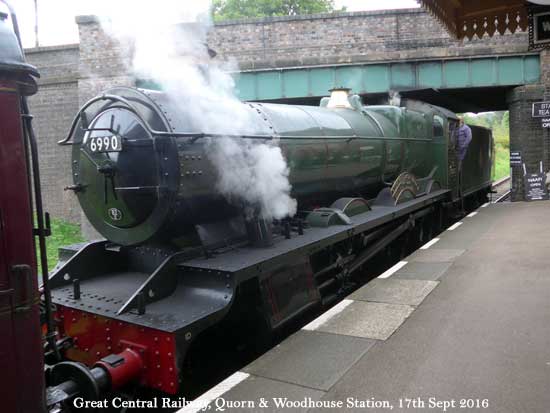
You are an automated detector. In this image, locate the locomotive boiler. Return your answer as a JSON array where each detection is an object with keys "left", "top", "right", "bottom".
[
  {"left": 46, "top": 86, "right": 493, "bottom": 406},
  {"left": 63, "top": 87, "right": 446, "bottom": 246}
]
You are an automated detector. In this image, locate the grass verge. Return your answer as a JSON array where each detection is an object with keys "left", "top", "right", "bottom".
[{"left": 36, "top": 217, "right": 84, "bottom": 274}]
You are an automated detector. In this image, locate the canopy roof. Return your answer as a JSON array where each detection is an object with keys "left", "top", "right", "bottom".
[{"left": 419, "top": 0, "right": 529, "bottom": 40}]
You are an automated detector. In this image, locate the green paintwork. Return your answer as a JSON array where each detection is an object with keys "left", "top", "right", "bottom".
[
  {"left": 109, "top": 85, "right": 491, "bottom": 205},
  {"left": 249, "top": 98, "right": 462, "bottom": 201},
  {"left": 234, "top": 55, "right": 540, "bottom": 101}
]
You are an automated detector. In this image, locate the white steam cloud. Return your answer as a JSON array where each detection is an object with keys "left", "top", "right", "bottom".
[{"left": 89, "top": 0, "right": 297, "bottom": 220}]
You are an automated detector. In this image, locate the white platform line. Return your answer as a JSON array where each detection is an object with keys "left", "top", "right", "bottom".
[
  {"left": 378, "top": 261, "right": 408, "bottom": 279},
  {"left": 302, "top": 299, "right": 353, "bottom": 331},
  {"left": 177, "top": 372, "right": 250, "bottom": 413},
  {"left": 481, "top": 202, "right": 490, "bottom": 208},
  {"left": 420, "top": 237, "right": 440, "bottom": 250},
  {"left": 447, "top": 222, "right": 462, "bottom": 231},
  {"left": 467, "top": 211, "right": 478, "bottom": 218}
]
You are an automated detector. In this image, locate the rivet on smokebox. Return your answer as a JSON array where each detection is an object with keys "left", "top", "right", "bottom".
[{"left": 185, "top": 332, "right": 192, "bottom": 341}]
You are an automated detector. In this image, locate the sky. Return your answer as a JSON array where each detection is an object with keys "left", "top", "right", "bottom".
[{"left": 12, "top": 0, "right": 420, "bottom": 48}]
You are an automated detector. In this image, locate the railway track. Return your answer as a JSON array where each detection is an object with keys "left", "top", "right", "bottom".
[{"left": 492, "top": 175, "right": 511, "bottom": 203}]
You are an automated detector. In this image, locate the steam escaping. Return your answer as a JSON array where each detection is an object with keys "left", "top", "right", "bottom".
[
  {"left": 208, "top": 137, "right": 297, "bottom": 220},
  {"left": 88, "top": 0, "right": 297, "bottom": 220}
]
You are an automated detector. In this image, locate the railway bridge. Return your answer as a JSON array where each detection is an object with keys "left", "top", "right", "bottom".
[
  {"left": 25, "top": 8, "right": 547, "bottom": 228},
  {"left": 207, "top": 9, "right": 539, "bottom": 114}
]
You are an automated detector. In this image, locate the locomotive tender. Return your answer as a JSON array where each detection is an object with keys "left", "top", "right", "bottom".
[{"left": 46, "top": 86, "right": 493, "bottom": 403}]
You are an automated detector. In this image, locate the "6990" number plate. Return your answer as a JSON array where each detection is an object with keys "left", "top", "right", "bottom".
[{"left": 88, "top": 135, "right": 123, "bottom": 153}]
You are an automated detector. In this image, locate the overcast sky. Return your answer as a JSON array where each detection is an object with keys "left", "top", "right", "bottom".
[{"left": 12, "top": 0, "right": 420, "bottom": 48}]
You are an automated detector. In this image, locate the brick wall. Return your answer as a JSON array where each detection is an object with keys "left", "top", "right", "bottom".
[
  {"left": 508, "top": 49, "right": 550, "bottom": 201},
  {"left": 208, "top": 9, "right": 529, "bottom": 70},
  {"left": 25, "top": 45, "right": 81, "bottom": 223}
]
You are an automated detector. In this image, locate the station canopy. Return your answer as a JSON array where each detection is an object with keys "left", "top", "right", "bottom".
[{"left": 418, "top": 0, "right": 533, "bottom": 40}]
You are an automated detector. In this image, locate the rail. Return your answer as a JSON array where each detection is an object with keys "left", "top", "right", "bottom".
[
  {"left": 492, "top": 175, "right": 511, "bottom": 189},
  {"left": 492, "top": 175, "right": 511, "bottom": 203}
]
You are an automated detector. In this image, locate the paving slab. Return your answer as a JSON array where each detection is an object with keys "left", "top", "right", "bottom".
[
  {"left": 349, "top": 278, "right": 438, "bottom": 306},
  {"left": 392, "top": 261, "right": 453, "bottom": 281},
  {"left": 435, "top": 217, "right": 498, "bottom": 250},
  {"left": 243, "top": 330, "right": 374, "bottom": 391},
  {"left": 319, "top": 202, "right": 550, "bottom": 413},
  {"left": 215, "top": 375, "right": 325, "bottom": 413},
  {"left": 315, "top": 301, "right": 414, "bottom": 340},
  {"left": 409, "top": 248, "right": 465, "bottom": 263}
]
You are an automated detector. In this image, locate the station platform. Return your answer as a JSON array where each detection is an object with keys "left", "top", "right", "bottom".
[{"left": 181, "top": 201, "right": 550, "bottom": 413}]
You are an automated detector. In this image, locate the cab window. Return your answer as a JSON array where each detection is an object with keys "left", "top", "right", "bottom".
[{"left": 433, "top": 115, "right": 444, "bottom": 139}]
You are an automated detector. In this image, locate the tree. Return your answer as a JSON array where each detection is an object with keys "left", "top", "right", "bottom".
[{"left": 212, "top": 0, "right": 340, "bottom": 21}]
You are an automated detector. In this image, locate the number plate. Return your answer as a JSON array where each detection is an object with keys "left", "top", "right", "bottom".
[{"left": 88, "top": 135, "right": 123, "bottom": 153}]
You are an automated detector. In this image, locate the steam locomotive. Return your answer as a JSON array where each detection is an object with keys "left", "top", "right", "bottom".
[
  {"left": 0, "top": 3, "right": 493, "bottom": 410},
  {"left": 43, "top": 85, "right": 493, "bottom": 405}
]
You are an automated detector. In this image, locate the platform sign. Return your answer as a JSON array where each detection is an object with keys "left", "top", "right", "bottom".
[
  {"left": 524, "top": 173, "right": 549, "bottom": 201},
  {"left": 532, "top": 101, "right": 550, "bottom": 118},
  {"left": 510, "top": 151, "right": 522, "bottom": 166},
  {"left": 533, "top": 11, "right": 550, "bottom": 46},
  {"left": 523, "top": 162, "right": 549, "bottom": 201},
  {"left": 530, "top": 7, "right": 550, "bottom": 50}
]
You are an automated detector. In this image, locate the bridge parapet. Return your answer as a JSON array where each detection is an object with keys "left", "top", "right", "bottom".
[{"left": 208, "top": 9, "right": 529, "bottom": 71}]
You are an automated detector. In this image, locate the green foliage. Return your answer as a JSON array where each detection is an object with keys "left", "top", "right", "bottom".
[
  {"left": 462, "top": 111, "right": 510, "bottom": 181},
  {"left": 463, "top": 112, "right": 509, "bottom": 150},
  {"left": 36, "top": 217, "right": 84, "bottom": 274},
  {"left": 212, "top": 0, "right": 339, "bottom": 21},
  {"left": 493, "top": 145, "right": 510, "bottom": 181}
]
